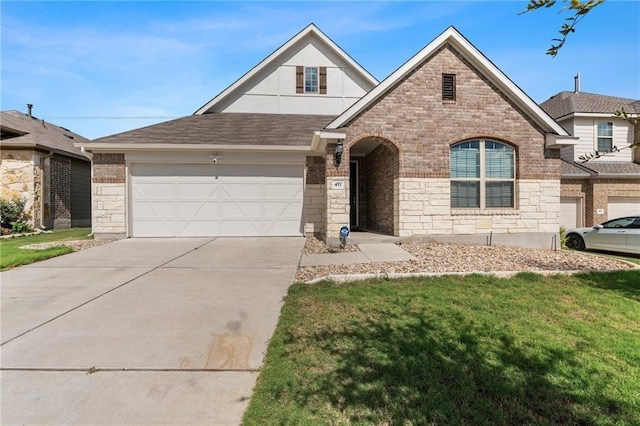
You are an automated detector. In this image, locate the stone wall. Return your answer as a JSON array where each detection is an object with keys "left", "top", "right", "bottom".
[
  {"left": 304, "top": 184, "right": 326, "bottom": 235},
  {"left": 395, "top": 178, "right": 559, "bottom": 237},
  {"left": 0, "top": 149, "right": 39, "bottom": 227}
]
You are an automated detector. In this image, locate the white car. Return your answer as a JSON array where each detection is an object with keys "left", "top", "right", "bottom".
[{"left": 565, "top": 216, "right": 640, "bottom": 255}]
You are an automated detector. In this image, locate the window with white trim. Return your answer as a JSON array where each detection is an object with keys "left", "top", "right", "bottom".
[
  {"left": 597, "top": 121, "right": 613, "bottom": 153},
  {"left": 305, "top": 67, "right": 319, "bottom": 93},
  {"left": 450, "top": 139, "right": 515, "bottom": 208}
]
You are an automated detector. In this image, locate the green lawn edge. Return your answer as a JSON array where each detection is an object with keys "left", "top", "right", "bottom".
[{"left": 244, "top": 270, "right": 640, "bottom": 425}]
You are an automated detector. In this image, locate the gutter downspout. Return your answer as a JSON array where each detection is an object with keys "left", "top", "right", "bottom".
[{"left": 39, "top": 151, "right": 55, "bottom": 229}]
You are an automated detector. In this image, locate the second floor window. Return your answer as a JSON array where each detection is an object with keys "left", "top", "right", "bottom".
[
  {"left": 597, "top": 122, "right": 613, "bottom": 152},
  {"left": 305, "top": 67, "right": 319, "bottom": 93}
]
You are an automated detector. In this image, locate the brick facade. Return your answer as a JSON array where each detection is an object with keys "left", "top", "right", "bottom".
[
  {"left": 51, "top": 155, "right": 72, "bottom": 227},
  {"left": 93, "top": 153, "right": 125, "bottom": 183},
  {"left": 323, "top": 44, "right": 561, "bottom": 244}
]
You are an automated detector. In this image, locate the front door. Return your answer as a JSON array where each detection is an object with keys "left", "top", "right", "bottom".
[{"left": 350, "top": 160, "right": 358, "bottom": 228}]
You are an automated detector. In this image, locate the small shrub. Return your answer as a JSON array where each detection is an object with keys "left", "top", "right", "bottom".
[
  {"left": 11, "top": 221, "right": 33, "bottom": 234},
  {"left": 559, "top": 226, "right": 567, "bottom": 247},
  {"left": 0, "top": 197, "right": 29, "bottom": 229}
]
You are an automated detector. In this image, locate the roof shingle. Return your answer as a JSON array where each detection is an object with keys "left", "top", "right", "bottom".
[
  {"left": 1, "top": 110, "right": 89, "bottom": 159},
  {"left": 89, "top": 113, "right": 336, "bottom": 147},
  {"left": 540, "top": 91, "right": 640, "bottom": 119}
]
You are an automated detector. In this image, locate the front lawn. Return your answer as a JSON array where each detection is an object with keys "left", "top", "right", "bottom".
[
  {"left": 244, "top": 271, "right": 640, "bottom": 425},
  {"left": 0, "top": 228, "right": 91, "bottom": 270}
]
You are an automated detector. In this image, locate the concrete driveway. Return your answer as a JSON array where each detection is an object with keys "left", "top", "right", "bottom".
[{"left": 1, "top": 237, "right": 304, "bottom": 425}]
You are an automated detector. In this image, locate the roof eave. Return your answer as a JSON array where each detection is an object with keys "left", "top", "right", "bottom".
[
  {"left": 75, "top": 142, "right": 316, "bottom": 153},
  {"left": 545, "top": 134, "right": 579, "bottom": 149}
]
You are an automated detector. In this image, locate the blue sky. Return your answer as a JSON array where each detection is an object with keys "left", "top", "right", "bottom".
[{"left": 2, "top": 1, "right": 639, "bottom": 140}]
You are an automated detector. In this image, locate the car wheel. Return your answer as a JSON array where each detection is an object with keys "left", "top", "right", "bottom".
[{"left": 566, "top": 233, "right": 586, "bottom": 251}]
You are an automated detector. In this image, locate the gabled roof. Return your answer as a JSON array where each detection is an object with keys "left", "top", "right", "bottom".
[
  {"left": 0, "top": 110, "right": 90, "bottom": 160},
  {"left": 540, "top": 91, "right": 640, "bottom": 120},
  {"left": 83, "top": 113, "right": 335, "bottom": 151},
  {"left": 326, "top": 26, "right": 571, "bottom": 140},
  {"left": 194, "top": 23, "right": 379, "bottom": 115}
]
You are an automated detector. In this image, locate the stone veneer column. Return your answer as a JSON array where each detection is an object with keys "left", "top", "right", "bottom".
[
  {"left": 92, "top": 154, "right": 126, "bottom": 238},
  {"left": 324, "top": 144, "right": 349, "bottom": 245}
]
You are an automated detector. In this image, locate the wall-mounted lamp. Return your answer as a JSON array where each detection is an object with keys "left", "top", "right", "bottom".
[{"left": 334, "top": 140, "right": 344, "bottom": 166}]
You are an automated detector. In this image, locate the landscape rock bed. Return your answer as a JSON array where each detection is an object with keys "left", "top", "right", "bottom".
[
  {"left": 296, "top": 239, "right": 635, "bottom": 282},
  {"left": 20, "top": 239, "right": 116, "bottom": 252}
]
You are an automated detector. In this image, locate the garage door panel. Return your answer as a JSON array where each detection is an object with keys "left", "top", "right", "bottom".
[
  {"left": 131, "top": 163, "right": 303, "bottom": 237},
  {"left": 608, "top": 198, "right": 640, "bottom": 220},
  {"left": 221, "top": 220, "right": 262, "bottom": 236},
  {"left": 178, "top": 201, "right": 218, "bottom": 217},
  {"left": 265, "top": 201, "right": 303, "bottom": 217},
  {"left": 178, "top": 183, "right": 219, "bottom": 199},
  {"left": 221, "top": 183, "right": 262, "bottom": 199},
  {"left": 134, "top": 183, "right": 176, "bottom": 199},
  {"left": 178, "top": 220, "right": 218, "bottom": 237},
  {"left": 222, "top": 201, "right": 262, "bottom": 217},
  {"left": 134, "top": 220, "right": 176, "bottom": 237},
  {"left": 133, "top": 201, "right": 177, "bottom": 217}
]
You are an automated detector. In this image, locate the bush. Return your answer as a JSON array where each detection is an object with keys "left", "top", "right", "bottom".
[
  {"left": 11, "top": 221, "right": 33, "bottom": 233},
  {"left": 0, "top": 197, "right": 29, "bottom": 228}
]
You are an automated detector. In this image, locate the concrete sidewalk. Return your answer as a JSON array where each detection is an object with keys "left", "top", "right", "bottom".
[{"left": 300, "top": 243, "right": 416, "bottom": 266}]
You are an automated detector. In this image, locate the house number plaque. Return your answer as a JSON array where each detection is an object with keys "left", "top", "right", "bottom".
[{"left": 331, "top": 180, "right": 345, "bottom": 189}]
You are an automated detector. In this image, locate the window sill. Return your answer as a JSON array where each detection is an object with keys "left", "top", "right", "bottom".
[{"left": 451, "top": 209, "right": 519, "bottom": 216}]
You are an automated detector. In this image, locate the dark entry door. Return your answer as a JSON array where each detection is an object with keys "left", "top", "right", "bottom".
[{"left": 350, "top": 161, "right": 358, "bottom": 228}]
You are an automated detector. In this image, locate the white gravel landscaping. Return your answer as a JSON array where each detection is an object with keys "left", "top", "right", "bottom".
[{"left": 296, "top": 238, "right": 636, "bottom": 282}]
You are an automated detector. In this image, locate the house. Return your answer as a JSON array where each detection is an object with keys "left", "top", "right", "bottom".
[
  {"left": 1, "top": 108, "right": 92, "bottom": 229},
  {"left": 540, "top": 90, "right": 640, "bottom": 229},
  {"left": 78, "top": 24, "right": 577, "bottom": 248}
]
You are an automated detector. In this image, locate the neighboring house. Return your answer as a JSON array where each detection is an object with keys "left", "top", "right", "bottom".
[
  {"left": 540, "top": 91, "right": 640, "bottom": 229},
  {"left": 1, "top": 109, "right": 92, "bottom": 229},
  {"left": 78, "top": 24, "right": 576, "bottom": 248}
]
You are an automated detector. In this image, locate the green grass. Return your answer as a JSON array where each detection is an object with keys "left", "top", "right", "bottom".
[
  {"left": 244, "top": 271, "right": 640, "bottom": 425},
  {"left": 0, "top": 228, "right": 92, "bottom": 270}
]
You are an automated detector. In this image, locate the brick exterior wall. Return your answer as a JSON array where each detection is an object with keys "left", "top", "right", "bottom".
[
  {"left": 323, "top": 43, "right": 561, "bottom": 243},
  {"left": 93, "top": 153, "right": 125, "bottom": 183},
  {"left": 91, "top": 153, "right": 126, "bottom": 237},
  {"left": 306, "top": 156, "right": 325, "bottom": 185},
  {"left": 561, "top": 178, "right": 640, "bottom": 226},
  {"left": 51, "top": 155, "right": 72, "bottom": 227},
  {"left": 364, "top": 142, "right": 398, "bottom": 234}
]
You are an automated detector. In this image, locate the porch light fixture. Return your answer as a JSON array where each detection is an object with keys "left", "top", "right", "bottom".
[{"left": 334, "top": 140, "right": 344, "bottom": 166}]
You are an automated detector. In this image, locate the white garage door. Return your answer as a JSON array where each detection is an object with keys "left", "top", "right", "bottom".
[
  {"left": 607, "top": 197, "right": 640, "bottom": 220},
  {"left": 560, "top": 197, "right": 582, "bottom": 229},
  {"left": 131, "top": 163, "right": 303, "bottom": 237}
]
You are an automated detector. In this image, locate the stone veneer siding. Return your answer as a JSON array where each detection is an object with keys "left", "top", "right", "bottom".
[
  {"left": 323, "top": 43, "right": 560, "bottom": 241},
  {"left": 1, "top": 149, "right": 44, "bottom": 227},
  {"left": 396, "top": 178, "right": 560, "bottom": 236},
  {"left": 92, "top": 153, "right": 126, "bottom": 236}
]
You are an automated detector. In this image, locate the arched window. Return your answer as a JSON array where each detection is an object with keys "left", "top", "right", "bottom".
[{"left": 450, "top": 139, "right": 515, "bottom": 208}]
